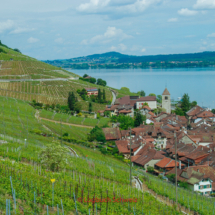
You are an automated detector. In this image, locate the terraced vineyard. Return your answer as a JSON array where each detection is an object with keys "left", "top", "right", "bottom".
[
  {"left": 0, "top": 95, "right": 183, "bottom": 214},
  {"left": 0, "top": 43, "right": 113, "bottom": 112}
]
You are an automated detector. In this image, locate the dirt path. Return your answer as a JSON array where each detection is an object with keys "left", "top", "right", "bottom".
[
  {"left": 39, "top": 117, "right": 93, "bottom": 128},
  {"left": 141, "top": 182, "right": 199, "bottom": 215}
]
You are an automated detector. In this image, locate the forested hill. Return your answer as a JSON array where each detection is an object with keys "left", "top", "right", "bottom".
[{"left": 45, "top": 52, "right": 215, "bottom": 66}]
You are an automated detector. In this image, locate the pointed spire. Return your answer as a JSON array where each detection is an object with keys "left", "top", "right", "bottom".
[{"left": 162, "top": 88, "right": 170, "bottom": 95}]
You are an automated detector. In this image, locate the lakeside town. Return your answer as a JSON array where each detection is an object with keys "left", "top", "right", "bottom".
[{"left": 85, "top": 84, "right": 215, "bottom": 196}]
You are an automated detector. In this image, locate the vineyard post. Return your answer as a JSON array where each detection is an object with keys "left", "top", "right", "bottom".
[
  {"left": 61, "top": 199, "right": 64, "bottom": 215},
  {"left": 47, "top": 205, "right": 49, "bottom": 215},
  {"left": 57, "top": 204, "right": 59, "bottom": 215},
  {"left": 129, "top": 127, "right": 132, "bottom": 186},
  {"left": 174, "top": 132, "right": 177, "bottom": 207}
]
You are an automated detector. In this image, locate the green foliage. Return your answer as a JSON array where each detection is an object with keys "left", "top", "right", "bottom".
[
  {"left": 147, "top": 166, "right": 154, "bottom": 173},
  {"left": 0, "top": 48, "right": 6, "bottom": 53},
  {"left": 88, "top": 102, "right": 93, "bottom": 113},
  {"left": 181, "top": 93, "right": 190, "bottom": 114},
  {"left": 175, "top": 107, "right": 185, "bottom": 116},
  {"left": 138, "top": 90, "right": 146, "bottom": 97},
  {"left": 117, "top": 115, "right": 134, "bottom": 130},
  {"left": 77, "top": 88, "right": 87, "bottom": 100},
  {"left": 83, "top": 74, "right": 88, "bottom": 78},
  {"left": 190, "top": 101, "right": 197, "bottom": 108},
  {"left": 103, "top": 89, "right": 106, "bottom": 101},
  {"left": 88, "top": 126, "right": 106, "bottom": 143},
  {"left": 39, "top": 142, "right": 70, "bottom": 171},
  {"left": 104, "top": 110, "right": 111, "bottom": 117},
  {"left": 156, "top": 95, "right": 162, "bottom": 103},
  {"left": 98, "top": 88, "right": 102, "bottom": 102},
  {"left": 166, "top": 174, "right": 176, "bottom": 183},
  {"left": 97, "top": 78, "right": 107, "bottom": 86},
  {"left": 68, "top": 92, "right": 76, "bottom": 111},
  {"left": 179, "top": 181, "right": 188, "bottom": 189},
  {"left": 149, "top": 93, "right": 156, "bottom": 97},
  {"left": 134, "top": 112, "right": 146, "bottom": 127},
  {"left": 74, "top": 102, "right": 82, "bottom": 113},
  {"left": 13, "top": 48, "right": 21, "bottom": 53}
]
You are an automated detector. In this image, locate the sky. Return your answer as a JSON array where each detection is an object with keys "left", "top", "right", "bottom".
[{"left": 0, "top": 0, "right": 215, "bottom": 60}]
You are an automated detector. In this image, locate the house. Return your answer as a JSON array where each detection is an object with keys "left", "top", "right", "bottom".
[
  {"left": 186, "top": 105, "right": 215, "bottom": 123},
  {"left": 115, "top": 139, "right": 130, "bottom": 159},
  {"left": 140, "top": 105, "right": 151, "bottom": 115},
  {"left": 132, "top": 148, "right": 165, "bottom": 169},
  {"left": 154, "top": 157, "right": 185, "bottom": 174},
  {"left": 115, "top": 95, "right": 157, "bottom": 110},
  {"left": 105, "top": 105, "right": 134, "bottom": 117},
  {"left": 172, "top": 166, "right": 215, "bottom": 195},
  {"left": 85, "top": 88, "right": 98, "bottom": 96},
  {"left": 136, "top": 96, "right": 157, "bottom": 110},
  {"left": 102, "top": 127, "right": 121, "bottom": 141}
]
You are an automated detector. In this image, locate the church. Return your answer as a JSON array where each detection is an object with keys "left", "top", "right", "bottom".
[{"left": 162, "top": 88, "right": 171, "bottom": 114}]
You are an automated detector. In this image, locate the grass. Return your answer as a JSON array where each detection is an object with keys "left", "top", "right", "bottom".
[{"left": 39, "top": 109, "right": 111, "bottom": 127}]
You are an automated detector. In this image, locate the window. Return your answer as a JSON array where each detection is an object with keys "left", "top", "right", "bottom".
[{"left": 165, "top": 96, "right": 168, "bottom": 100}]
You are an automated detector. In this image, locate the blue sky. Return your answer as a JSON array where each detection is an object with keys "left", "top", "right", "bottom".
[{"left": 0, "top": 0, "right": 215, "bottom": 60}]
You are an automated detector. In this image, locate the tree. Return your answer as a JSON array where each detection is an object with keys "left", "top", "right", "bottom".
[
  {"left": 68, "top": 92, "right": 76, "bottom": 111},
  {"left": 166, "top": 174, "right": 175, "bottom": 183},
  {"left": 190, "top": 101, "right": 197, "bottom": 108},
  {"left": 149, "top": 93, "right": 156, "bottom": 97},
  {"left": 118, "top": 115, "right": 134, "bottom": 130},
  {"left": 39, "top": 142, "right": 70, "bottom": 172},
  {"left": 74, "top": 102, "right": 82, "bottom": 113},
  {"left": 83, "top": 74, "right": 88, "bottom": 78},
  {"left": 88, "top": 126, "right": 106, "bottom": 143},
  {"left": 181, "top": 93, "right": 190, "bottom": 114},
  {"left": 134, "top": 112, "right": 145, "bottom": 127},
  {"left": 103, "top": 89, "right": 106, "bottom": 101},
  {"left": 175, "top": 107, "right": 184, "bottom": 116},
  {"left": 98, "top": 88, "right": 102, "bottom": 102},
  {"left": 138, "top": 90, "right": 146, "bottom": 97},
  {"left": 79, "top": 88, "right": 87, "bottom": 100},
  {"left": 89, "top": 102, "right": 93, "bottom": 113},
  {"left": 156, "top": 95, "right": 162, "bottom": 103},
  {"left": 147, "top": 166, "right": 154, "bottom": 173},
  {"left": 104, "top": 111, "right": 111, "bottom": 117},
  {"left": 97, "top": 78, "right": 107, "bottom": 86},
  {"left": 89, "top": 77, "right": 96, "bottom": 84},
  {"left": 13, "top": 48, "right": 21, "bottom": 53}
]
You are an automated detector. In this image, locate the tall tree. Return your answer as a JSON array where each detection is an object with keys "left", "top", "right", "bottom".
[
  {"left": 98, "top": 88, "right": 102, "bottom": 102},
  {"left": 103, "top": 89, "right": 106, "bottom": 101},
  {"left": 134, "top": 112, "right": 146, "bottom": 127},
  {"left": 68, "top": 92, "right": 76, "bottom": 111},
  {"left": 89, "top": 102, "right": 93, "bottom": 113},
  {"left": 138, "top": 90, "right": 146, "bottom": 97},
  {"left": 181, "top": 93, "right": 190, "bottom": 114}
]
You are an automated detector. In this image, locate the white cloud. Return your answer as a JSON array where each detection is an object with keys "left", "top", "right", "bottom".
[
  {"left": 55, "top": 38, "right": 64, "bottom": 43},
  {"left": 168, "top": 18, "right": 178, "bottom": 22},
  {"left": 81, "top": 27, "right": 132, "bottom": 45},
  {"left": 110, "top": 43, "right": 127, "bottom": 52},
  {"left": 77, "top": 0, "right": 160, "bottom": 17},
  {"left": 141, "top": 48, "right": 146, "bottom": 52},
  {"left": 10, "top": 27, "right": 35, "bottom": 34},
  {"left": 178, "top": 8, "right": 198, "bottom": 16},
  {"left": 207, "top": 33, "right": 215, "bottom": 37},
  {"left": 77, "top": 0, "right": 110, "bottom": 12},
  {"left": 194, "top": 0, "right": 215, "bottom": 9},
  {"left": 0, "top": 20, "right": 14, "bottom": 33},
  {"left": 28, "top": 37, "right": 39, "bottom": 43}
]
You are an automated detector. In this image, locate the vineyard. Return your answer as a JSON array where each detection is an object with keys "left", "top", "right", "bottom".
[{"left": 0, "top": 95, "right": 184, "bottom": 214}]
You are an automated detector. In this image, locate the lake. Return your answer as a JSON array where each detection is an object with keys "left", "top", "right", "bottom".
[{"left": 67, "top": 67, "right": 215, "bottom": 108}]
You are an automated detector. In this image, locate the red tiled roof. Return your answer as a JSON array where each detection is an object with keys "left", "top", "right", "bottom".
[
  {"left": 162, "top": 88, "right": 170, "bottom": 95},
  {"left": 143, "top": 105, "right": 151, "bottom": 110},
  {"left": 136, "top": 96, "right": 156, "bottom": 102},
  {"left": 119, "top": 110, "right": 132, "bottom": 113},
  {"left": 186, "top": 105, "right": 204, "bottom": 116},
  {"left": 155, "top": 157, "right": 185, "bottom": 168},
  {"left": 115, "top": 140, "right": 130, "bottom": 154},
  {"left": 102, "top": 127, "right": 121, "bottom": 140}
]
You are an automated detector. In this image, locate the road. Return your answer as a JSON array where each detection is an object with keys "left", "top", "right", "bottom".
[
  {"left": 111, "top": 89, "right": 116, "bottom": 105},
  {"left": 0, "top": 78, "right": 69, "bottom": 82}
]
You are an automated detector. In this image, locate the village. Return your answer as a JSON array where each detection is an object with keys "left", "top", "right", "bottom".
[{"left": 90, "top": 87, "right": 215, "bottom": 196}]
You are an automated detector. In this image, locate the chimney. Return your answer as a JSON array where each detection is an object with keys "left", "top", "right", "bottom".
[
  {"left": 179, "top": 161, "right": 181, "bottom": 169},
  {"left": 202, "top": 147, "right": 203, "bottom": 151}
]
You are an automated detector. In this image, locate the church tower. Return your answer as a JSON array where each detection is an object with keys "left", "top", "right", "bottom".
[{"left": 162, "top": 88, "right": 171, "bottom": 114}]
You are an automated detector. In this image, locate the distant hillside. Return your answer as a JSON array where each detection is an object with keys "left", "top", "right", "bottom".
[{"left": 0, "top": 41, "right": 113, "bottom": 111}]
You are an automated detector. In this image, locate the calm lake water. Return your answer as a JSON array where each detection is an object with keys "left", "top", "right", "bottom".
[{"left": 67, "top": 68, "right": 215, "bottom": 108}]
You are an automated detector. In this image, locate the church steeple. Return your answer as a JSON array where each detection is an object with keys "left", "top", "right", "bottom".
[{"left": 162, "top": 88, "right": 171, "bottom": 114}]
